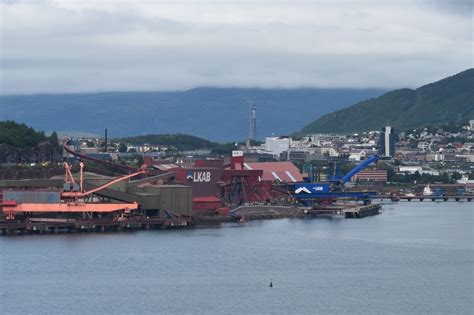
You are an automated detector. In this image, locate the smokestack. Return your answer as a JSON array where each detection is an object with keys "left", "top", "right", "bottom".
[
  {"left": 249, "top": 102, "right": 256, "bottom": 142},
  {"left": 104, "top": 128, "right": 108, "bottom": 153}
]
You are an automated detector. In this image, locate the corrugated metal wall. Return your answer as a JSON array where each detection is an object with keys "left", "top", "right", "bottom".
[
  {"left": 3, "top": 190, "right": 61, "bottom": 203},
  {"left": 135, "top": 193, "right": 160, "bottom": 210},
  {"left": 130, "top": 185, "right": 193, "bottom": 216},
  {"left": 158, "top": 186, "right": 193, "bottom": 216},
  {"left": 85, "top": 178, "right": 128, "bottom": 192}
]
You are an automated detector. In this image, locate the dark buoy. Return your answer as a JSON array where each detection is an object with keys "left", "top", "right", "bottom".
[{"left": 269, "top": 279, "right": 273, "bottom": 288}]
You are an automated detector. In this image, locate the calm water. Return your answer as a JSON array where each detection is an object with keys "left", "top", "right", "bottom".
[{"left": 1, "top": 202, "right": 473, "bottom": 314}]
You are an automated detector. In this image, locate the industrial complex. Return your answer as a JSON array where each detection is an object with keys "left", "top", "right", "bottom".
[
  {"left": 1, "top": 109, "right": 473, "bottom": 236},
  {"left": 0, "top": 137, "right": 390, "bottom": 235}
]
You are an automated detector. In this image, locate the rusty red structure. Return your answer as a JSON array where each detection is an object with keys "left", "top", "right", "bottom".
[
  {"left": 2, "top": 161, "right": 144, "bottom": 220},
  {"left": 221, "top": 156, "right": 277, "bottom": 205},
  {"left": 1, "top": 143, "right": 304, "bottom": 231},
  {"left": 143, "top": 153, "right": 299, "bottom": 212}
]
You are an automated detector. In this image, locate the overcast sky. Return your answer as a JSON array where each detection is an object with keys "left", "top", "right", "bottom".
[{"left": 0, "top": 0, "right": 472, "bottom": 94}]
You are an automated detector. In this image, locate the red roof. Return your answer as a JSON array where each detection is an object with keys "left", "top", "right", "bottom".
[
  {"left": 151, "top": 164, "right": 180, "bottom": 171},
  {"left": 243, "top": 161, "right": 303, "bottom": 183},
  {"left": 193, "top": 196, "right": 221, "bottom": 203}
]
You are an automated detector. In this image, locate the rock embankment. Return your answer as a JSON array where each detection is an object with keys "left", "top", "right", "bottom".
[
  {"left": 0, "top": 142, "right": 62, "bottom": 165},
  {"left": 196, "top": 205, "right": 308, "bottom": 224}
]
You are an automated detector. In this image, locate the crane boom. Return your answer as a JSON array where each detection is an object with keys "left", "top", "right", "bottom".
[
  {"left": 340, "top": 155, "right": 380, "bottom": 184},
  {"left": 61, "top": 165, "right": 147, "bottom": 198},
  {"left": 292, "top": 155, "right": 380, "bottom": 199}
]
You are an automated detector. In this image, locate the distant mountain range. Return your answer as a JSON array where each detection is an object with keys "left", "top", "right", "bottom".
[
  {"left": 0, "top": 88, "right": 386, "bottom": 141},
  {"left": 300, "top": 69, "right": 474, "bottom": 134}
]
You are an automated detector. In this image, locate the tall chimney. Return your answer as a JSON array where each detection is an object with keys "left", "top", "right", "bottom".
[
  {"left": 104, "top": 128, "right": 108, "bottom": 153},
  {"left": 249, "top": 102, "right": 256, "bottom": 142}
]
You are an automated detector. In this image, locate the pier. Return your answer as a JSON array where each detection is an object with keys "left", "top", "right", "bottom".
[
  {"left": 376, "top": 195, "right": 473, "bottom": 202},
  {"left": 310, "top": 203, "right": 381, "bottom": 218},
  {"left": 0, "top": 216, "right": 190, "bottom": 236}
]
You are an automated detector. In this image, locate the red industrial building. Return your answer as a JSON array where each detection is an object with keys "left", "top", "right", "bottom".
[
  {"left": 242, "top": 161, "right": 303, "bottom": 183},
  {"left": 352, "top": 170, "right": 388, "bottom": 182},
  {"left": 144, "top": 153, "right": 303, "bottom": 214}
]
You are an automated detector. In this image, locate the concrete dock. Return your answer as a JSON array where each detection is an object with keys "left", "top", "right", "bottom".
[
  {"left": 377, "top": 195, "right": 473, "bottom": 202},
  {"left": 311, "top": 203, "right": 381, "bottom": 218},
  {"left": 0, "top": 216, "right": 190, "bottom": 236}
]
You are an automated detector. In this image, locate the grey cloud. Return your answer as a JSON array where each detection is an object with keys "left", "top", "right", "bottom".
[
  {"left": 421, "top": 0, "right": 473, "bottom": 16},
  {"left": 0, "top": 0, "right": 472, "bottom": 94}
]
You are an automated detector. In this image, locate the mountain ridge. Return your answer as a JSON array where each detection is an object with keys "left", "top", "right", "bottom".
[
  {"left": 300, "top": 69, "right": 474, "bottom": 134},
  {"left": 0, "top": 87, "right": 386, "bottom": 141}
]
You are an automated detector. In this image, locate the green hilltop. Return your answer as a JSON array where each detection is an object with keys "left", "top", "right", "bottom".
[
  {"left": 0, "top": 120, "right": 58, "bottom": 148},
  {"left": 0, "top": 120, "right": 62, "bottom": 163},
  {"left": 300, "top": 69, "right": 474, "bottom": 134}
]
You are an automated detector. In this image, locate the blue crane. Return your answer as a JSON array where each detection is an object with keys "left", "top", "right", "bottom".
[
  {"left": 292, "top": 155, "right": 380, "bottom": 199},
  {"left": 330, "top": 155, "right": 380, "bottom": 190}
]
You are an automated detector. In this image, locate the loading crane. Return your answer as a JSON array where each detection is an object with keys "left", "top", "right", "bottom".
[
  {"left": 2, "top": 161, "right": 147, "bottom": 220},
  {"left": 328, "top": 155, "right": 380, "bottom": 191},
  {"left": 292, "top": 155, "right": 380, "bottom": 200},
  {"left": 61, "top": 161, "right": 147, "bottom": 199}
]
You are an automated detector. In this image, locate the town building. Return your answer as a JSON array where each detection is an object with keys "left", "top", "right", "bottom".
[{"left": 379, "top": 126, "right": 396, "bottom": 157}]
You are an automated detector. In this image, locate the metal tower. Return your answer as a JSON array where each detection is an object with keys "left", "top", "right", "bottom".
[{"left": 249, "top": 102, "right": 256, "bottom": 141}]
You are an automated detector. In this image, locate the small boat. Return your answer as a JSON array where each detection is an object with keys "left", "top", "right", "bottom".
[{"left": 423, "top": 184, "right": 433, "bottom": 196}]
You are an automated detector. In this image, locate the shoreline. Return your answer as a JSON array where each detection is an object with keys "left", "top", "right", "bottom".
[{"left": 1, "top": 204, "right": 382, "bottom": 236}]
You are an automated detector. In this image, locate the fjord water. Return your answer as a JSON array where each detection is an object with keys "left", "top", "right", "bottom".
[{"left": 1, "top": 202, "right": 473, "bottom": 314}]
